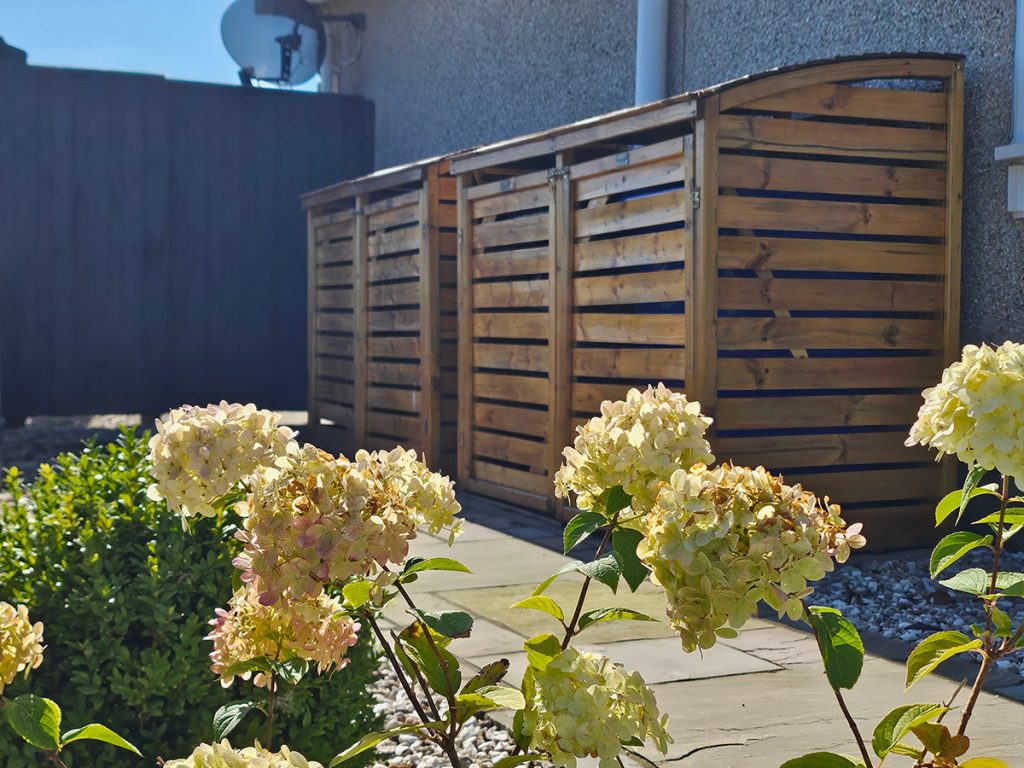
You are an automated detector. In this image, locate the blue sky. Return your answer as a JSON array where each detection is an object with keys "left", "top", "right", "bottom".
[{"left": 0, "top": 0, "right": 318, "bottom": 90}]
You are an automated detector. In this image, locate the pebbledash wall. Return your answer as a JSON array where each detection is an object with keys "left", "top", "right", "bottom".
[{"left": 316, "top": 0, "right": 1021, "bottom": 347}]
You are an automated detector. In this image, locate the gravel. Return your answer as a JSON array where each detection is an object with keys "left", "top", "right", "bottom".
[{"left": 813, "top": 548, "right": 1024, "bottom": 683}]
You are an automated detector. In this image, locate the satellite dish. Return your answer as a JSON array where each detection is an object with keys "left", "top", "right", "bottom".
[{"left": 221, "top": 0, "right": 326, "bottom": 86}]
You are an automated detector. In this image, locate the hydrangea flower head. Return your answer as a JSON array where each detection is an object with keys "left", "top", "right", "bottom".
[
  {"left": 0, "top": 602, "right": 44, "bottom": 694},
  {"left": 207, "top": 585, "right": 358, "bottom": 687},
  {"left": 555, "top": 384, "right": 714, "bottom": 516},
  {"left": 639, "top": 463, "right": 865, "bottom": 652},
  {"left": 164, "top": 740, "right": 322, "bottom": 768},
  {"left": 147, "top": 402, "right": 297, "bottom": 518},
  {"left": 907, "top": 342, "right": 1024, "bottom": 487},
  {"left": 522, "top": 647, "right": 670, "bottom": 767}
]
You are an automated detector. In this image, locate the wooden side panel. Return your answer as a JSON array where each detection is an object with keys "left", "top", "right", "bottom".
[{"left": 714, "top": 66, "right": 960, "bottom": 544}]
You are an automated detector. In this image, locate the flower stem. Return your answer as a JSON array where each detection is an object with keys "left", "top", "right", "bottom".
[
  {"left": 365, "top": 613, "right": 435, "bottom": 730},
  {"left": 561, "top": 512, "right": 619, "bottom": 650},
  {"left": 265, "top": 673, "right": 276, "bottom": 750}
]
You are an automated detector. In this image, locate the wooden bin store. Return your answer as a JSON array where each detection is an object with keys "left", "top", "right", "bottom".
[
  {"left": 302, "top": 159, "right": 457, "bottom": 473},
  {"left": 450, "top": 54, "right": 963, "bottom": 545}
]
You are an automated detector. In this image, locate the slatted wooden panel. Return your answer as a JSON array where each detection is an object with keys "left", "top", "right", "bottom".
[
  {"left": 304, "top": 162, "right": 457, "bottom": 473},
  {"left": 569, "top": 137, "right": 692, "bottom": 431},
  {"left": 709, "top": 65, "right": 962, "bottom": 546},
  {"left": 459, "top": 169, "right": 555, "bottom": 510}
]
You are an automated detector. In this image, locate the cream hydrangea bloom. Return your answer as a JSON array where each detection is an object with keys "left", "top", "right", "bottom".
[
  {"left": 907, "top": 342, "right": 1024, "bottom": 488},
  {"left": 233, "top": 444, "right": 461, "bottom": 605},
  {"left": 0, "top": 602, "right": 45, "bottom": 695},
  {"left": 164, "top": 740, "right": 322, "bottom": 768},
  {"left": 147, "top": 402, "right": 297, "bottom": 518},
  {"left": 523, "top": 647, "right": 670, "bottom": 767},
  {"left": 639, "top": 464, "right": 865, "bottom": 652},
  {"left": 207, "top": 585, "right": 359, "bottom": 688},
  {"left": 555, "top": 384, "right": 714, "bottom": 516}
]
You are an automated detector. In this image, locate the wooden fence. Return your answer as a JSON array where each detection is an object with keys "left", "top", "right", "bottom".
[
  {"left": 448, "top": 54, "right": 962, "bottom": 547},
  {"left": 0, "top": 61, "right": 373, "bottom": 425},
  {"left": 302, "top": 160, "right": 458, "bottom": 471}
]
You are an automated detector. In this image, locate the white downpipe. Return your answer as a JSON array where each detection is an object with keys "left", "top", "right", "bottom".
[
  {"left": 995, "top": 0, "right": 1024, "bottom": 217},
  {"left": 634, "top": 0, "right": 668, "bottom": 105}
]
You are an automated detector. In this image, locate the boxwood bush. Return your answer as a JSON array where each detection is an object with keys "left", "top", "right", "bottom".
[{"left": 0, "top": 429, "right": 382, "bottom": 765}]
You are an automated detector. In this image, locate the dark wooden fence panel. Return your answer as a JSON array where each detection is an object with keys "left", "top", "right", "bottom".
[{"left": 0, "top": 62, "right": 373, "bottom": 423}]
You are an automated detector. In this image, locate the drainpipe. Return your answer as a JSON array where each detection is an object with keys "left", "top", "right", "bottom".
[
  {"left": 634, "top": 0, "right": 668, "bottom": 105},
  {"left": 995, "top": 0, "right": 1024, "bottom": 218}
]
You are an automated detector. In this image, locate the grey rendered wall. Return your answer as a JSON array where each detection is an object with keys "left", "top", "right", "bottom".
[{"left": 323, "top": 0, "right": 1021, "bottom": 345}]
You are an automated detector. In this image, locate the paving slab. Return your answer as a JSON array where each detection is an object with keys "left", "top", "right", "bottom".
[{"left": 719, "top": 624, "right": 823, "bottom": 666}]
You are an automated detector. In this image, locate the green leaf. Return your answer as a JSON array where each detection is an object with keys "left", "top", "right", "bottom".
[
  {"left": 330, "top": 723, "right": 443, "bottom": 766},
  {"left": 523, "top": 633, "right": 563, "bottom": 671},
  {"left": 461, "top": 659, "right": 510, "bottom": 695},
  {"left": 940, "top": 569, "right": 1024, "bottom": 596},
  {"left": 3, "top": 695, "right": 61, "bottom": 751},
  {"left": 532, "top": 560, "right": 584, "bottom": 596},
  {"left": 955, "top": 465, "right": 989, "bottom": 525},
  {"left": 411, "top": 609, "right": 474, "bottom": 639},
  {"left": 396, "top": 622, "right": 461, "bottom": 695},
  {"left": 935, "top": 478, "right": 998, "bottom": 526},
  {"left": 577, "top": 607, "right": 659, "bottom": 631},
  {"left": 612, "top": 528, "right": 649, "bottom": 592},
  {"left": 475, "top": 684, "right": 526, "bottom": 711},
  {"left": 872, "top": 704, "right": 945, "bottom": 758},
  {"left": 563, "top": 511, "right": 606, "bottom": 554},
  {"left": 960, "top": 759, "right": 1009, "bottom": 768},
  {"left": 992, "top": 607, "right": 1013, "bottom": 637},
  {"left": 806, "top": 606, "right": 864, "bottom": 690},
  {"left": 906, "top": 631, "right": 982, "bottom": 688},
  {"left": 510, "top": 595, "right": 565, "bottom": 623},
  {"left": 602, "top": 485, "right": 632, "bottom": 517},
  {"left": 61, "top": 723, "right": 142, "bottom": 756},
  {"left": 269, "top": 657, "right": 309, "bottom": 685},
  {"left": 779, "top": 752, "right": 863, "bottom": 768},
  {"left": 403, "top": 557, "right": 472, "bottom": 578},
  {"left": 342, "top": 579, "right": 374, "bottom": 609},
  {"left": 930, "top": 532, "right": 992, "bottom": 578},
  {"left": 1000, "top": 578, "right": 1024, "bottom": 597},
  {"left": 211, "top": 700, "right": 257, "bottom": 741},
  {"left": 910, "top": 722, "right": 946, "bottom": 754},
  {"left": 493, "top": 756, "right": 547, "bottom": 768},
  {"left": 219, "top": 656, "right": 274, "bottom": 680},
  {"left": 973, "top": 508, "right": 1024, "bottom": 526},
  {"left": 578, "top": 552, "right": 621, "bottom": 593}
]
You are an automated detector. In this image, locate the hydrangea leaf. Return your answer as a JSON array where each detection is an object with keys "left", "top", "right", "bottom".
[
  {"left": 474, "top": 684, "right": 526, "bottom": 711},
  {"left": 211, "top": 700, "right": 257, "bottom": 741},
  {"left": 960, "top": 759, "right": 1009, "bottom": 768},
  {"left": 341, "top": 579, "right": 373, "bottom": 609},
  {"left": 601, "top": 486, "right": 633, "bottom": 517},
  {"left": 532, "top": 560, "right": 585, "bottom": 596},
  {"left": 61, "top": 723, "right": 142, "bottom": 756},
  {"left": 779, "top": 752, "right": 863, "bottom": 768},
  {"left": 577, "top": 607, "right": 659, "bottom": 631},
  {"left": 397, "top": 622, "right": 461, "bottom": 695},
  {"left": 612, "top": 528, "right": 649, "bottom": 592},
  {"left": 872, "top": 704, "right": 945, "bottom": 758},
  {"left": 403, "top": 557, "right": 472, "bottom": 578},
  {"left": 929, "top": 531, "right": 992, "bottom": 578},
  {"left": 578, "top": 552, "right": 621, "bottom": 593},
  {"left": 494, "top": 755, "right": 547, "bottom": 768},
  {"left": 410, "top": 609, "right": 474, "bottom": 639},
  {"left": 524, "top": 633, "right": 562, "bottom": 671},
  {"left": 3, "top": 695, "right": 61, "bottom": 751},
  {"left": 269, "top": 657, "right": 308, "bottom": 685},
  {"left": 906, "top": 632, "right": 982, "bottom": 688},
  {"left": 330, "top": 722, "right": 444, "bottom": 766},
  {"left": 461, "top": 659, "right": 510, "bottom": 695},
  {"left": 807, "top": 606, "right": 863, "bottom": 691},
  {"left": 940, "top": 568, "right": 1024, "bottom": 596},
  {"left": 510, "top": 595, "right": 565, "bottom": 623},
  {"left": 934, "top": 478, "right": 999, "bottom": 526},
  {"left": 563, "top": 511, "right": 607, "bottom": 554}
]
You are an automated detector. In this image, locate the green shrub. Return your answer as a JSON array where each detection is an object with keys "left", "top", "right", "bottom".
[{"left": 0, "top": 429, "right": 383, "bottom": 765}]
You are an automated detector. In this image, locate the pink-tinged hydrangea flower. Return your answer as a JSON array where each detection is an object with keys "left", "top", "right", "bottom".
[
  {"left": 233, "top": 445, "right": 461, "bottom": 605},
  {"left": 0, "top": 602, "right": 44, "bottom": 694},
  {"left": 164, "top": 740, "right": 322, "bottom": 768},
  {"left": 207, "top": 585, "right": 358, "bottom": 688},
  {"left": 147, "top": 402, "right": 297, "bottom": 518},
  {"left": 555, "top": 384, "right": 714, "bottom": 517},
  {"left": 907, "top": 342, "right": 1024, "bottom": 488},
  {"left": 523, "top": 647, "right": 670, "bottom": 767},
  {"left": 639, "top": 464, "right": 866, "bottom": 652}
]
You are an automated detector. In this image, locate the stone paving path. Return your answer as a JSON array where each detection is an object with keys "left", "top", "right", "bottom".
[{"left": 380, "top": 493, "right": 1024, "bottom": 767}]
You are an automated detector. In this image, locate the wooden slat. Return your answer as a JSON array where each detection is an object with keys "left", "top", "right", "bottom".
[
  {"left": 574, "top": 190, "right": 685, "bottom": 238},
  {"left": 719, "top": 154, "right": 946, "bottom": 200},
  {"left": 319, "top": 402, "right": 355, "bottom": 427},
  {"left": 570, "top": 136, "right": 685, "bottom": 182},
  {"left": 785, "top": 466, "right": 943, "bottom": 505},
  {"left": 715, "top": 431, "right": 932, "bottom": 469},
  {"left": 420, "top": 174, "right": 441, "bottom": 468},
  {"left": 368, "top": 386, "right": 419, "bottom": 413},
  {"left": 475, "top": 342, "right": 548, "bottom": 372},
  {"left": 316, "top": 240, "right": 354, "bottom": 265},
  {"left": 319, "top": 287, "right": 353, "bottom": 307},
  {"left": 365, "top": 203, "right": 419, "bottom": 232},
  {"left": 739, "top": 82, "right": 948, "bottom": 124},
  {"left": 315, "top": 220, "right": 355, "bottom": 244},
  {"left": 572, "top": 381, "right": 642, "bottom": 415},
  {"left": 573, "top": 347, "right": 685, "bottom": 378},
  {"left": 317, "top": 379, "right": 353, "bottom": 403},
  {"left": 575, "top": 313, "right": 685, "bottom": 345},
  {"left": 474, "top": 430, "right": 547, "bottom": 468},
  {"left": 718, "top": 275, "right": 944, "bottom": 313},
  {"left": 317, "top": 357, "right": 353, "bottom": 380},
  {"left": 717, "top": 355, "right": 943, "bottom": 391},
  {"left": 367, "top": 411, "right": 420, "bottom": 439},
  {"left": 719, "top": 196, "right": 945, "bottom": 238},
  {"left": 716, "top": 393, "right": 923, "bottom": 429},
  {"left": 465, "top": 167, "right": 551, "bottom": 202},
  {"left": 368, "top": 309, "right": 420, "bottom": 332},
  {"left": 457, "top": 173, "right": 475, "bottom": 482},
  {"left": 473, "top": 211, "right": 549, "bottom": 249},
  {"left": 317, "top": 335, "right": 353, "bottom": 357},
  {"left": 368, "top": 281, "right": 420, "bottom": 307},
  {"left": 474, "top": 372, "right": 548, "bottom": 405},
  {"left": 368, "top": 226, "right": 421, "bottom": 257},
  {"left": 471, "top": 184, "right": 550, "bottom": 219},
  {"left": 368, "top": 336, "right": 421, "bottom": 359},
  {"left": 311, "top": 208, "right": 356, "bottom": 229},
  {"left": 473, "top": 278, "right": 550, "bottom": 308},
  {"left": 574, "top": 269, "right": 685, "bottom": 306},
  {"left": 316, "top": 311, "right": 354, "bottom": 333},
  {"left": 368, "top": 252, "right": 419, "bottom": 282},
  {"left": 471, "top": 461, "right": 551, "bottom": 496},
  {"left": 574, "top": 156, "right": 686, "bottom": 201},
  {"left": 473, "top": 402, "right": 548, "bottom": 436},
  {"left": 717, "top": 317, "right": 942, "bottom": 350},
  {"left": 719, "top": 114, "right": 946, "bottom": 161},
  {"left": 574, "top": 229, "right": 685, "bottom": 273},
  {"left": 472, "top": 246, "right": 550, "bottom": 279},
  {"left": 718, "top": 236, "right": 946, "bottom": 274},
  {"left": 317, "top": 264, "right": 354, "bottom": 287},
  {"left": 473, "top": 311, "right": 550, "bottom": 339},
  {"left": 367, "top": 361, "right": 419, "bottom": 385},
  {"left": 363, "top": 189, "right": 420, "bottom": 216}
]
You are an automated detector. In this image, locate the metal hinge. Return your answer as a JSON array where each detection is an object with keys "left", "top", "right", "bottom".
[
  {"left": 691, "top": 185, "right": 701, "bottom": 209},
  {"left": 547, "top": 166, "right": 571, "bottom": 182}
]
